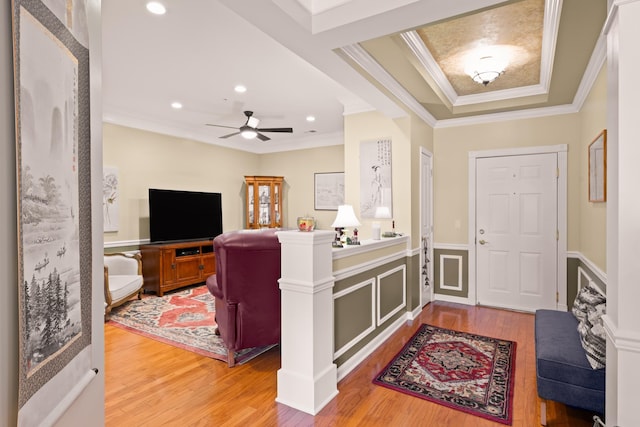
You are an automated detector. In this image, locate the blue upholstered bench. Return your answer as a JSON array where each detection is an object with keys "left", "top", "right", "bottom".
[{"left": 535, "top": 309, "right": 605, "bottom": 425}]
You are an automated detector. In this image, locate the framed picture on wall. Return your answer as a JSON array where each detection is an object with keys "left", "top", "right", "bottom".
[
  {"left": 314, "top": 172, "right": 344, "bottom": 210},
  {"left": 589, "top": 129, "right": 606, "bottom": 202}
]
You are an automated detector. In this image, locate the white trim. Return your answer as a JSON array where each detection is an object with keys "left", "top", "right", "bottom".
[
  {"left": 439, "top": 254, "right": 463, "bottom": 291},
  {"left": 278, "top": 277, "right": 335, "bottom": 294},
  {"left": 377, "top": 265, "right": 407, "bottom": 325},
  {"left": 567, "top": 251, "right": 608, "bottom": 285},
  {"left": 408, "top": 304, "right": 422, "bottom": 320},
  {"left": 419, "top": 147, "right": 434, "bottom": 307},
  {"left": 433, "top": 293, "right": 474, "bottom": 306},
  {"left": 468, "top": 145, "right": 568, "bottom": 310},
  {"left": 333, "top": 251, "right": 406, "bottom": 282},
  {"left": 572, "top": 35, "right": 606, "bottom": 111},
  {"left": 339, "top": 44, "right": 436, "bottom": 126},
  {"left": 435, "top": 103, "right": 577, "bottom": 129},
  {"left": 577, "top": 266, "right": 606, "bottom": 296},
  {"left": 433, "top": 242, "right": 469, "bottom": 251},
  {"left": 602, "top": 315, "right": 640, "bottom": 354},
  {"left": 104, "top": 238, "right": 149, "bottom": 248},
  {"left": 332, "top": 235, "right": 409, "bottom": 260},
  {"left": 333, "top": 278, "right": 376, "bottom": 359},
  {"left": 337, "top": 313, "right": 408, "bottom": 381}
]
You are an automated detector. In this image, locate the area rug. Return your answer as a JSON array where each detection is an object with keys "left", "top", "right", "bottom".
[
  {"left": 373, "top": 324, "right": 516, "bottom": 425},
  {"left": 108, "top": 285, "right": 276, "bottom": 365}
]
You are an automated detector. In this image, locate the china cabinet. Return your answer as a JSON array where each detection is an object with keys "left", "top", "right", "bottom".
[{"left": 245, "top": 176, "right": 284, "bottom": 229}]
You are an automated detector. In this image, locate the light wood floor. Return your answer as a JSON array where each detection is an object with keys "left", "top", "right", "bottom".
[{"left": 105, "top": 301, "right": 596, "bottom": 426}]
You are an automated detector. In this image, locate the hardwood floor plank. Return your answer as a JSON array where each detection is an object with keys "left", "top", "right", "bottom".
[{"left": 105, "top": 302, "right": 595, "bottom": 426}]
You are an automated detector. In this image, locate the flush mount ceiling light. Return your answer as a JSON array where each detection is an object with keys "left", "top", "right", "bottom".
[
  {"left": 146, "top": 1, "right": 166, "bottom": 15},
  {"left": 171, "top": 101, "right": 182, "bottom": 109},
  {"left": 234, "top": 85, "right": 247, "bottom": 93},
  {"left": 465, "top": 55, "right": 507, "bottom": 86}
]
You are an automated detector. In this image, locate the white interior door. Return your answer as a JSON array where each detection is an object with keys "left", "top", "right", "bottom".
[
  {"left": 476, "top": 153, "right": 558, "bottom": 312},
  {"left": 420, "top": 149, "right": 433, "bottom": 306}
]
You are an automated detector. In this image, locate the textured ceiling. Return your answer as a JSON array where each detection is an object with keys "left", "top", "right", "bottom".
[{"left": 417, "top": 0, "right": 544, "bottom": 95}]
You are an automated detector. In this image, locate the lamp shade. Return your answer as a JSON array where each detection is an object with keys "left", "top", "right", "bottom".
[
  {"left": 374, "top": 206, "right": 392, "bottom": 219},
  {"left": 331, "top": 205, "right": 361, "bottom": 228}
]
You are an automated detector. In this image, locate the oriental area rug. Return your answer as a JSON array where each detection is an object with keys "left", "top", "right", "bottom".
[
  {"left": 108, "top": 285, "right": 275, "bottom": 365},
  {"left": 373, "top": 324, "right": 516, "bottom": 425}
]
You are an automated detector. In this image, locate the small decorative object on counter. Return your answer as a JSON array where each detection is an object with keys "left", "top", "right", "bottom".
[{"left": 297, "top": 216, "right": 315, "bottom": 232}]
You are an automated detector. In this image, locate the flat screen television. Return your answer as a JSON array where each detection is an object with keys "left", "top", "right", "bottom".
[{"left": 148, "top": 188, "right": 223, "bottom": 243}]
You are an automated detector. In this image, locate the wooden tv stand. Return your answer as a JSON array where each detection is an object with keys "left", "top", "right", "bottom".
[{"left": 140, "top": 239, "right": 215, "bottom": 296}]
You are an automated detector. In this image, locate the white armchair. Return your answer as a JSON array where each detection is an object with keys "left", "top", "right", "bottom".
[{"left": 104, "top": 252, "right": 144, "bottom": 319}]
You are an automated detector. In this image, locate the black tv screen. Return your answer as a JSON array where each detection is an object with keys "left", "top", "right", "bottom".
[{"left": 148, "top": 189, "right": 223, "bottom": 243}]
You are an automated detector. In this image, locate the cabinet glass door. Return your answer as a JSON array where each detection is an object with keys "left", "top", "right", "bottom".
[
  {"left": 247, "top": 184, "right": 254, "bottom": 225},
  {"left": 259, "top": 184, "right": 270, "bottom": 227}
]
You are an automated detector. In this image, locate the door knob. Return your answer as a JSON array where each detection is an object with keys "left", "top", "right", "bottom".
[{"left": 479, "top": 239, "right": 488, "bottom": 245}]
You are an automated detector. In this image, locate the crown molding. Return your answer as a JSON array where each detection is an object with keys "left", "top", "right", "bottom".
[
  {"left": 572, "top": 34, "right": 606, "bottom": 111},
  {"left": 435, "top": 103, "right": 578, "bottom": 128},
  {"left": 340, "top": 43, "right": 437, "bottom": 126}
]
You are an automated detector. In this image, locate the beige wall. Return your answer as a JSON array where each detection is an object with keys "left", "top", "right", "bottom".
[
  {"left": 103, "top": 123, "right": 345, "bottom": 243},
  {"left": 344, "top": 111, "right": 414, "bottom": 244},
  {"left": 103, "top": 123, "right": 259, "bottom": 243},
  {"left": 433, "top": 114, "right": 582, "bottom": 248},
  {"left": 259, "top": 145, "right": 345, "bottom": 230},
  {"left": 578, "top": 65, "right": 607, "bottom": 271}
]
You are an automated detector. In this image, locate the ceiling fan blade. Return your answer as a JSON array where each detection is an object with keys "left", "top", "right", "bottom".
[
  {"left": 256, "top": 127, "right": 293, "bottom": 133},
  {"left": 219, "top": 131, "right": 241, "bottom": 139},
  {"left": 256, "top": 133, "right": 271, "bottom": 142},
  {"left": 206, "top": 124, "right": 238, "bottom": 130}
]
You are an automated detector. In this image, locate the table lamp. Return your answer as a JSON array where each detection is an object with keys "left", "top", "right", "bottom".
[
  {"left": 331, "top": 204, "right": 361, "bottom": 247},
  {"left": 374, "top": 206, "right": 393, "bottom": 237}
]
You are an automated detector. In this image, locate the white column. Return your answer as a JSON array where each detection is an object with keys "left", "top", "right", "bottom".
[
  {"left": 275, "top": 230, "right": 338, "bottom": 415},
  {"left": 603, "top": 1, "right": 640, "bottom": 426}
]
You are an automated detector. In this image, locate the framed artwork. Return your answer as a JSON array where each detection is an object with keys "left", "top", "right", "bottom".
[
  {"left": 12, "top": 0, "right": 94, "bottom": 425},
  {"left": 589, "top": 129, "right": 606, "bottom": 202},
  {"left": 314, "top": 172, "right": 344, "bottom": 210},
  {"left": 360, "top": 138, "right": 392, "bottom": 218},
  {"left": 103, "top": 166, "right": 119, "bottom": 232}
]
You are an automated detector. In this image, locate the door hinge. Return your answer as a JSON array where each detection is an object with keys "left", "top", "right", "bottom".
[
  {"left": 556, "top": 292, "right": 559, "bottom": 303},
  {"left": 556, "top": 230, "right": 559, "bottom": 241},
  {"left": 556, "top": 167, "right": 559, "bottom": 178}
]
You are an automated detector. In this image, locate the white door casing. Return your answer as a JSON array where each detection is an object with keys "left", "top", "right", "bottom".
[
  {"left": 468, "top": 145, "right": 568, "bottom": 312},
  {"left": 420, "top": 147, "right": 433, "bottom": 306}
]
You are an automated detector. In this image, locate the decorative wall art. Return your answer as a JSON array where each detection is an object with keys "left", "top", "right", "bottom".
[
  {"left": 103, "top": 166, "right": 119, "bottom": 232},
  {"left": 360, "top": 138, "right": 392, "bottom": 218},
  {"left": 314, "top": 172, "right": 344, "bottom": 210},
  {"left": 589, "top": 129, "right": 607, "bottom": 202},
  {"left": 12, "top": 0, "right": 95, "bottom": 426}
]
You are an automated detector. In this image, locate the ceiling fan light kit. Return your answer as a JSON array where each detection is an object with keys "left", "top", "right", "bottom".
[{"left": 206, "top": 110, "right": 293, "bottom": 142}]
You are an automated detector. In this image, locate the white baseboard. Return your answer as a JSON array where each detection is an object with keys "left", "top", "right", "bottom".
[
  {"left": 433, "top": 293, "right": 474, "bottom": 306},
  {"left": 336, "top": 312, "right": 408, "bottom": 381}
]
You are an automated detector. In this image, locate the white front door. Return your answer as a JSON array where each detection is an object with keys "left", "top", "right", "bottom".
[
  {"left": 420, "top": 148, "right": 433, "bottom": 306},
  {"left": 476, "top": 153, "right": 558, "bottom": 312}
]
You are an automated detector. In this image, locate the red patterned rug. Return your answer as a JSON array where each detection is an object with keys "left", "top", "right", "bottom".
[
  {"left": 108, "top": 285, "right": 276, "bottom": 365},
  {"left": 373, "top": 324, "right": 516, "bottom": 425}
]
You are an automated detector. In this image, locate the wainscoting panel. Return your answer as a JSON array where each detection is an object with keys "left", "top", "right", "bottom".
[
  {"left": 333, "top": 279, "right": 376, "bottom": 359},
  {"left": 434, "top": 249, "right": 468, "bottom": 298},
  {"left": 377, "top": 265, "right": 406, "bottom": 326}
]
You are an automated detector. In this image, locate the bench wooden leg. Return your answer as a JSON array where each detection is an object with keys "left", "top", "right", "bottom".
[{"left": 540, "top": 399, "right": 547, "bottom": 426}]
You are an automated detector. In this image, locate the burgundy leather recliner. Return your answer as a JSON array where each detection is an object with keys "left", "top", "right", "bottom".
[{"left": 205, "top": 229, "right": 281, "bottom": 367}]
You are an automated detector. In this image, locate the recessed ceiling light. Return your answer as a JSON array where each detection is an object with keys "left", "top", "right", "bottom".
[
  {"left": 146, "top": 2, "right": 166, "bottom": 15},
  {"left": 234, "top": 85, "right": 247, "bottom": 93},
  {"left": 306, "top": 115, "right": 316, "bottom": 122},
  {"left": 171, "top": 102, "right": 182, "bottom": 109}
]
